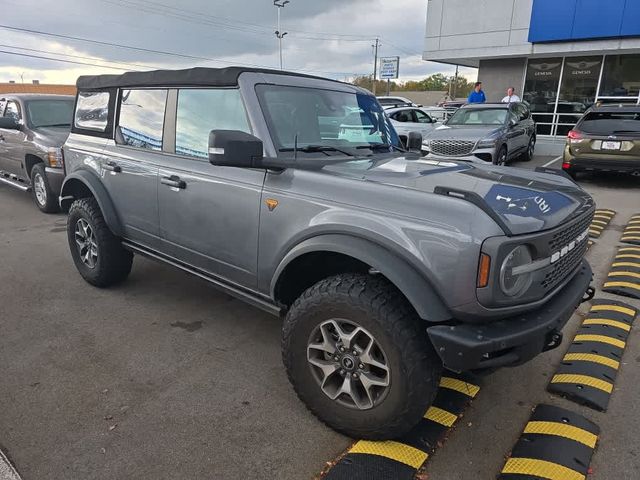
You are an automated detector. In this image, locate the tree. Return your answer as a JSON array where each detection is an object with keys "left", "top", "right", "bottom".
[{"left": 352, "top": 73, "right": 475, "bottom": 98}]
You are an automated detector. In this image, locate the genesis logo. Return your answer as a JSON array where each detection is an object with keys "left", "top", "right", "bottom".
[{"left": 550, "top": 228, "right": 589, "bottom": 264}]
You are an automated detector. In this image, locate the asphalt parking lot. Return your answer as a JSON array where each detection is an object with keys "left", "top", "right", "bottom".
[{"left": 1, "top": 154, "right": 640, "bottom": 480}]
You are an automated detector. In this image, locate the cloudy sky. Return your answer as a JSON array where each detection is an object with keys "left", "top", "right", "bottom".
[{"left": 0, "top": 0, "right": 476, "bottom": 85}]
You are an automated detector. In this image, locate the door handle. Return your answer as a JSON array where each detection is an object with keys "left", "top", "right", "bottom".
[
  {"left": 104, "top": 161, "right": 121, "bottom": 173},
  {"left": 161, "top": 175, "right": 186, "bottom": 189}
]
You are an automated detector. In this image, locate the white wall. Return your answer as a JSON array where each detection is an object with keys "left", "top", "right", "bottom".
[{"left": 423, "top": 0, "right": 640, "bottom": 66}]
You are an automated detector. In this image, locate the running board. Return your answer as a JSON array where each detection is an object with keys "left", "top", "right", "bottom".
[{"left": 0, "top": 174, "right": 30, "bottom": 192}]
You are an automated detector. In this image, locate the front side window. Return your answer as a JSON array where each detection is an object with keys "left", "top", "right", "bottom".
[
  {"left": 391, "top": 110, "right": 412, "bottom": 122},
  {"left": 256, "top": 84, "right": 400, "bottom": 155},
  {"left": 75, "top": 91, "right": 110, "bottom": 132},
  {"left": 447, "top": 108, "right": 508, "bottom": 126},
  {"left": 414, "top": 110, "right": 432, "bottom": 124},
  {"left": 175, "top": 89, "right": 250, "bottom": 159},
  {"left": 26, "top": 100, "right": 74, "bottom": 128},
  {"left": 118, "top": 89, "right": 167, "bottom": 151},
  {"left": 4, "top": 101, "right": 20, "bottom": 121}
]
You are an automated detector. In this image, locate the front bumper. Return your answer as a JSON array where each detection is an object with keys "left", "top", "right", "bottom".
[
  {"left": 44, "top": 167, "right": 64, "bottom": 196},
  {"left": 427, "top": 259, "right": 592, "bottom": 372},
  {"left": 421, "top": 148, "right": 496, "bottom": 163}
]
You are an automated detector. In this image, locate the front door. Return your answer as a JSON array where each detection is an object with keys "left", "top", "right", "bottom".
[
  {"left": 156, "top": 88, "right": 264, "bottom": 288},
  {"left": 0, "top": 100, "right": 27, "bottom": 177}
]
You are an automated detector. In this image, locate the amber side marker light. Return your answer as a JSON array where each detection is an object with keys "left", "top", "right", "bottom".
[{"left": 477, "top": 253, "right": 491, "bottom": 288}]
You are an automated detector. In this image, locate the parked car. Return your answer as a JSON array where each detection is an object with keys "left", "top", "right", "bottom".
[
  {"left": 385, "top": 106, "right": 441, "bottom": 144},
  {"left": 422, "top": 102, "right": 536, "bottom": 165},
  {"left": 376, "top": 95, "right": 418, "bottom": 108},
  {"left": 437, "top": 100, "right": 466, "bottom": 119},
  {"left": 0, "top": 94, "right": 75, "bottom": 212},
  {"left": 563, "top": 104, "right": 640, "bottom": 178},
  {"left": 60, "top": 67, "right": 593, "bottom": 440}
]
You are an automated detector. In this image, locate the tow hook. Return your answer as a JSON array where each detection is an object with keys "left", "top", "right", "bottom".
[
  {"left": 543, "top": 331, "right": 563, "bottom": 352},
  {"left": 581, "top": 286, "right": 595, "bottom": 303}
]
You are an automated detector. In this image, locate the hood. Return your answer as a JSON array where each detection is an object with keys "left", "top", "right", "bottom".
[
  {"left": 322, "top": 156, "right": 593, "bottom": 236},
  {"left": 424, "top": 124, "right": 504, "bottom": 141},
  {"left": 32, "top": 126, "right": 71, "bottom": 147}
]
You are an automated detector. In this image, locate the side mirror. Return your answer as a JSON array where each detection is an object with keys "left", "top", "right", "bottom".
[
  {"left": 407, "top": 131, "right": 423, "bottom": 152},
  {"left": 509, "top": 118, "right": 518, "bottom": 127},
  {"left": 208, "top": 130, "right": 263, "bottom": 168},
  {"left": 0, "top": 117, "right": 20, "bottom": 130}
]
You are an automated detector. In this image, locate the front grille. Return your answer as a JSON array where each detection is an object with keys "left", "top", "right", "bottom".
[
  {"left": 430, "top": 139, "right": 476, "bottom": 156},
  {"left": 542, "top": 211, "right": 594, "bottom": 291}
]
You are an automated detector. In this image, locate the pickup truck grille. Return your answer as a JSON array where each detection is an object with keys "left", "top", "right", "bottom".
[
  {"left": 542, "top": 210, "right": 594, "bottom": 291},
  {"left": 430, "top": 140, "right": 476, "bottom": 157}
]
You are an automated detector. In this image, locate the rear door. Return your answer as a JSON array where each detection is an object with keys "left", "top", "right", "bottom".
[
  {"left": 155, "top": 88, "right": 264, "bottom": 288},
  {"left": 100, "top": 89, "right": 164, "bottom": 248}
]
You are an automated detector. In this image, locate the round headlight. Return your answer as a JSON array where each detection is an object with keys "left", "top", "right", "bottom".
[{"left": 500, "top": 245, "right": 533, "bottom": 297}]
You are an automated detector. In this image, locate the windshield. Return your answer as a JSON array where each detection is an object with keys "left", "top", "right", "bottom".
[
  {"left": 579, "top": 111, "right": 640, "bottom": 135},
  {"left": 256, "top": 84, "right": 401, "bottom": 156},
  {"left": 447, "top": 108, "right": 508, "bottom": 126},
  {"left": 26, "top": 99, "right": 74, "bottom": 128}
]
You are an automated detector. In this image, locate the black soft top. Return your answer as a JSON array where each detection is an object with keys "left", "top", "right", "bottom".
[{"left": 76, "top": 66, "right": 335, "bottom": 90}]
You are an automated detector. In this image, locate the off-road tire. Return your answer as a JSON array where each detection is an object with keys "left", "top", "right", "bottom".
[
  {"left": 67, "top": 197, "right": 133, "bottom": 287},
  {"left": 30, "top": 163, "right": 58, "bottom": 213},
  {"left": 282, "top": 273, "right": 442, "bottom": 440}
]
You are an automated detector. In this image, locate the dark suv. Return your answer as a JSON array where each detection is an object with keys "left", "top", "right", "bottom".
[
  {"left": 0, "top": 94, "right": 75, "bottom": 212},
  {"left": 60, "top": 67, "right": 593, "bottom": 440},
  {"left": 563, "top": 104, "right": 640, "bottom": 178},
  {"left": 422, "top": 102, "right": 536, "bottom": 165}
]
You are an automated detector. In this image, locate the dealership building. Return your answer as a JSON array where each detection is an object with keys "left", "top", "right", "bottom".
[{"left": 423, "top": 0, "right": 640, "bottom": 148}]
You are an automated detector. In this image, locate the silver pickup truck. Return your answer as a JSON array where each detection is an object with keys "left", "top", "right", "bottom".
[
  {"left": 59, "top": 67, "right": 594, "bottom": 440},
  {"left": 0, "top": 94, "right": 74, "bottom": 212}
]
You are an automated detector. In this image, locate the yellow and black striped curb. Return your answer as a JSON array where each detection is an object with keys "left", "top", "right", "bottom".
[
  {"left": 498, "top": 404, "right": 599, "bottom": 480},
  {"left": 603, "top": 246, "right": 640, "bottom": 300},
  {"left": 588, "top": 209, "right": 616, "bottom": 238},
  {"left": 323, "top": 373, "right": 480, "bottom": 480},
  {"left": 547, "top": 299, "right": 638, "bottom": 411},
  {"left": 621, "top": 213, "right": 640, "bottom": 245}
]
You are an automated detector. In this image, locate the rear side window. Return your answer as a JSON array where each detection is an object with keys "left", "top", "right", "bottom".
[
  {"left": 75, "top": 92, "right": 110, "bottom": 132},
  {"left": 118, "top": 89, "right": 168, "bottom": 151},
  {"left": 580, "top": 111, "right": 640, "bottom": 135},
  {"left": 175, "top": 89, "right": 250, "bottom": 159}
]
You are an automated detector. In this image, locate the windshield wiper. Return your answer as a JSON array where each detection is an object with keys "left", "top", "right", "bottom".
[
  {"left": 36, "top": 123, "right": 70, "bottom": 128},
  {"left": 356, "top": 143, "right": 407, "bottom": 153},
  {"left": 279, "top": 145, "right": 355, "bottom": 156}
]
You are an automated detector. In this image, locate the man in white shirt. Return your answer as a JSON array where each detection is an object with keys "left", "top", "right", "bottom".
[{"left": 502, "top": 87, "right": 521, "bottom": 103}]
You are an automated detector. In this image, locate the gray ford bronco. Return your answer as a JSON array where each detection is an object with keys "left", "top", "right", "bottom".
[{"left": 60, "top": 67, "right": 594, "bottom": 440}]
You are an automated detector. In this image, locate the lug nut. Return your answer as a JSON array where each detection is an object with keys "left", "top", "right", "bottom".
[
  {"left": 340, "top": 369, "right": 346, "bottom": 376},
  {"left": 352, "top": 372, "right": 359, "bottom": 378},
  {"left": 352, "top": 350, "right": 358, "bottom": 356},
  {"left": 358, "top": 363, "right": 364, "bottom": 369},
  {"left": 334, "top": 355, "right": 340, "bottom": 361},
  {"left": 339, "top": 346, "right": 346, "bottom": 352}
]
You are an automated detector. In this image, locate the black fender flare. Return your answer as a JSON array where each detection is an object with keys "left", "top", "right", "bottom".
[
  {"left": 271, "top": 234, "right": 451, "bottom": 322},
  {"left": 59, "top": 169, "right": 124, "bottom": 237}
]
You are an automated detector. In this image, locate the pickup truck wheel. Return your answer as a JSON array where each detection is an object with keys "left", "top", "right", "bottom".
[
  {"left": 30, "top": 163, "right": 58, "bottom": 213},
  {"left": 282, "top": 273, "right": 442, "bottom": 440},
  {"left": 67, "top": 197, "right": 133, "bottom": 287}
]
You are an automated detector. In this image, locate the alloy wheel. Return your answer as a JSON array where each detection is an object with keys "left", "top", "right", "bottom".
[
  {"left": 307, "top": 319, "right": 390, "bottom": 410},
  {"left": 74, "top": 218, "right": 99, "bottom": 268},
  {"left": 33, "top": 173, "right": 46, "bottom": 206}
]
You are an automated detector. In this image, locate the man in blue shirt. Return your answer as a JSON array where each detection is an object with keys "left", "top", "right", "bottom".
[{"left": 467, "top": 82, "right": 486, "bottom": 104}]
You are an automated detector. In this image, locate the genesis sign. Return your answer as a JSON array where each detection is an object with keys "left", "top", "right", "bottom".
[{"left": 529, "top": 0, "right": 640, "bottom": 43}]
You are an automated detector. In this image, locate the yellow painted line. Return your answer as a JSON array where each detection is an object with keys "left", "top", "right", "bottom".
[
  {"left": 589, "top": 230, "right": 601, "bottom": 236},
  {"left": 439, "top": 377, "right": 480, "bottom": 398},
  {"left": 612, "top": 262, "right": 640, "bottom": 269},
  {"left": 591, "top": 304, "right": 636, "bottom": 317},
  {"left": 589, "top": 224, "right": 604, "bottom": 230},
  {"left": 524, "top": 421, "right": 598, "bottom": 448},
  {"left": 574, "top": 334, "right": 626, "bottom": 349},
  {"left": 583, "top": 318, "right": 631, "bottom": 332},
  {"left": 608, "top": 271, "right": 640, "bottom": 281},
  {"left": 551, "top": 374, "right": 613, "bottom": 394},
  {"left": 349, "top": 440, "right": 427, "bottom": 469},
  {"left": 424, "top": 406, "right": 458, "bottom": 427},
  {"left": 590, "top": 219, "right": 608, "bottom": 226},
  {"left": 604, "top": 281, "right": 640, "bottom": 292},
  {"left": 616, "top": 254, "right": 640, "bottom": 260},
  {"left": 595, "top": 209, "right": 615, "bottom": 215},
  {"left": 564, "top": 352, "right": 620, "bottom": 370},
  {"left": 502, "top": 458, "right": 585, "bottom": 480}
]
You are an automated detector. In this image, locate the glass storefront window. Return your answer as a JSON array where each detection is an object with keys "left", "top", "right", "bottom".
[
  {"left": 556, "top": 56, "right": 601, "bottom": 135},
  {"left": 523, "top": 58, "right": 562, "bottom": 135},
  {"left": 600, "top": 55, "right": 640, "bottom": 98}
]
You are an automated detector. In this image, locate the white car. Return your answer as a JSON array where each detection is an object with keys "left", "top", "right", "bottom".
[
  {"left": 385, "top": 107, "right": 442, "bottom": 141},
  {"left": 376, "top": 96, "right": 417, "bottom": 108}
]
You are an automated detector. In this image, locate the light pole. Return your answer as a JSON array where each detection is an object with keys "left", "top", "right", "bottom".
[{"left": 274, "top": 0, "right": 289, "bottom": 70}]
